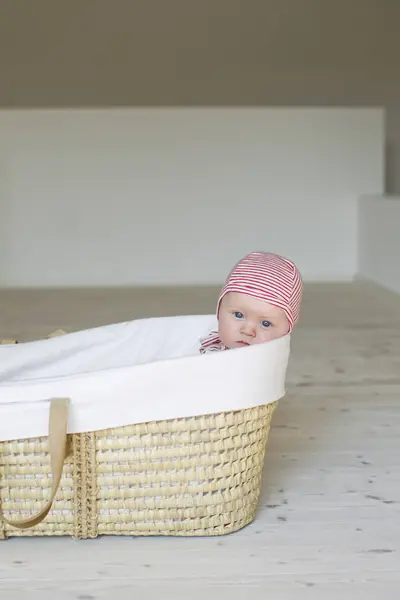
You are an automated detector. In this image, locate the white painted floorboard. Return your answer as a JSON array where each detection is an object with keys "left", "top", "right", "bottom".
[{"left": 0, "top": 282, "right": 399, "bottom": 598}]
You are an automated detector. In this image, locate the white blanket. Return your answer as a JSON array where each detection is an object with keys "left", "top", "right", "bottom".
[{"left": 0, "top": 314, "right": 291, "bottom": 442}]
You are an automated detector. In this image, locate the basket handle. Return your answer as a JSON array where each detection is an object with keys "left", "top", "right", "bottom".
[{"left": 0, "top": 397, "right": 70, "bottom": 530}]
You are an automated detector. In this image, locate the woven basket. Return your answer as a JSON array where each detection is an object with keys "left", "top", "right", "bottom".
[
  {"left": 0, "top": 398, "right": 277, "bottom": 539},
  {"left": 0, "top": 331, "right": 280, "bottom": 538}
]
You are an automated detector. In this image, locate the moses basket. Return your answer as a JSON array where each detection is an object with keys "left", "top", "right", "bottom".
[{"left": 0, "top": 314, "right": 290, "bottom": 540}]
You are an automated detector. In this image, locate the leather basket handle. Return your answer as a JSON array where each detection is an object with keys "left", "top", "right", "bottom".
[{"left": 0, "top": 397, "right": 70, "bottom": 529}]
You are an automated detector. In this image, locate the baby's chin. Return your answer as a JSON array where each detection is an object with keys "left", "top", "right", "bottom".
[
  {"left": 232, "top": 340, "right": 252, "bottom": 348},
  {"left": 221, "top": 336, "right": 285, "bottom": 348},
  {"left": 221, "top": 338, "right": 252, "bottom": 349}
]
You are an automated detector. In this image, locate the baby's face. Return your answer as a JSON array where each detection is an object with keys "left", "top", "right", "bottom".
[{"left": 218, "top": 292, "right": 290, "bottom": 349}]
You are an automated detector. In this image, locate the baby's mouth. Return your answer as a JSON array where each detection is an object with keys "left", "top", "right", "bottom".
[{"left": 236, "top": 341, "right": 250, "bottom": 346}]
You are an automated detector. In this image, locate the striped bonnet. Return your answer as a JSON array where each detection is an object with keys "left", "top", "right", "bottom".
[{"left": 217, "top": 251, "right": 303, "bottom": 331}]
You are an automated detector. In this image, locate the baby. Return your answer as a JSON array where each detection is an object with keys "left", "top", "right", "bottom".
[{"left": 200, "top": 251, "right": 303, "bottom": 353}]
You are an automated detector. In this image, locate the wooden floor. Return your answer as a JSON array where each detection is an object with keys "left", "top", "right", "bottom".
[{"left": 0, "top": 281, "right": 399, "bottom": 599}]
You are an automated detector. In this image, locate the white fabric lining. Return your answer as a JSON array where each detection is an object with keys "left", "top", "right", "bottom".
[{"left": 0, "top": 314, "right": 290, "bottom": 442}]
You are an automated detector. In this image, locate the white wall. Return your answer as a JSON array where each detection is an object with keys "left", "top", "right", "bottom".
[
  {"left": 0, "top": 108, "right": 384, "bottom": 287},
  {"left": 358, "top": 195, "right": 400, "bottom": 294}
]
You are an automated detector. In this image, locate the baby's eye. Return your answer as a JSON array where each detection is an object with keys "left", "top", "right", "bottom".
[
  {"left": 233, "top": 311, "right": 244, "bottom": 319},
  {"left": 261, "top": 320, "right": 272, "bottom": 328}
]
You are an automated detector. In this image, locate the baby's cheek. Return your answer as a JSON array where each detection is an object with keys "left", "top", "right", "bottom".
[
  {"left": 218, "top": 320, "right": 230, "bottom": 341},
  {"left": 259, "top": 327, "right": 286, "bottom": 342},
  {"left": 259, "top": 330, "right": 275, "bottom": 342},
  {"left": 220, "top": 319, "right": 239, "bottom": 345}
]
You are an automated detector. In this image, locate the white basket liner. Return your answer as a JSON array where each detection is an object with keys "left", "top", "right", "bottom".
[{"left": 0, "top": 314, "right": 290, "bottom": 442}]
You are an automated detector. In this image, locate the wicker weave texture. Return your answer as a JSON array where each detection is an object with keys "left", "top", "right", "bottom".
[{"left": 0, "top": 403, "right": 276, "bottom": 539}]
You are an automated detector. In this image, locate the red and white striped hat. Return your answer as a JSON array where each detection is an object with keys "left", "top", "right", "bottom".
[{"left": 217, "top": 251, "right": 303, "bottom": 331}]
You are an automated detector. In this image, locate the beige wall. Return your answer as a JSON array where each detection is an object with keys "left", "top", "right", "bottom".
[
  {"left": 0, "top": 108, "right": 383, "bottom": 286},
  {"left": 1, "top": 0, "right": 399, "bottom": 190},
  {"left": 358, "top": 195, "right": 400, "bottom": 294}
]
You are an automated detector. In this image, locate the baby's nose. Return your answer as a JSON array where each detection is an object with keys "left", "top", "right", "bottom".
[{"left": 241, "top": 323, "right": 256, "bottom": 337}]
